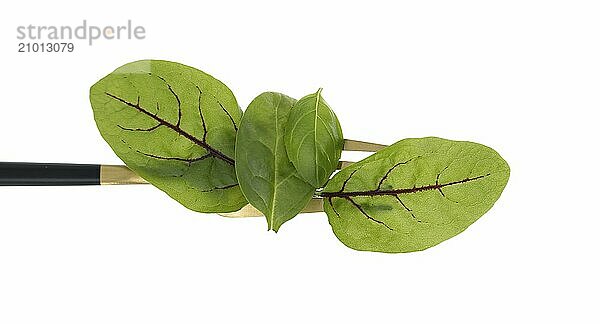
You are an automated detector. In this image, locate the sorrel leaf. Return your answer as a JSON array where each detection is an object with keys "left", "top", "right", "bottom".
[
  {"left": 90, "top": 60, "right": 247, "bottom": 212},
  {"left": 321, "top": 137, "right": 510, "bottom": 253},
  {"left": 285, "top": 89, "right": 344, "bottom": 187},
  {"left": 235, "top": 92, "right": 315, "bottom": 232}
]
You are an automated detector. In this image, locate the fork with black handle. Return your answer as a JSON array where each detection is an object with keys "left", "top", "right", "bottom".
[{"left": 0, "top": 139, "right": 386, "bottom": 217}]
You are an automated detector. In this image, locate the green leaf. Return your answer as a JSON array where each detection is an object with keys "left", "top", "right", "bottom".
[
  {"left": 89, "top": 60, "right": 247, "bottom": 213},
  {"left": 235, "top": 92, "right": 315, "bottom": 232},
  {"left": 321, "top": 137, "right": 510, "bottom": 253},
  {"left": 285, "top": 88, "right": 344, "bottom": 187}
]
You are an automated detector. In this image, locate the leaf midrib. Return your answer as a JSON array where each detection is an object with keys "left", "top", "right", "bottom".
[
  {"left": 105, "top": 92, "right": 235, "bottom": 166},
  {"left": 321, "top": 173, "right": 491, "bottom": 198},
  {"left": 268, "top": 95, "right": 282, "bottom": 229},
  {"left": 313, "top": 89, "right": 322, "bottom": 182}
]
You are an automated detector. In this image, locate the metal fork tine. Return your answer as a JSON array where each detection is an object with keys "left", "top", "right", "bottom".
[
  {"left": 219, "top": 199, "right": 324, "bottom": 218},
  {"left": 337, "top": 161, "right": 353, "bottom": 169},
  {"left": 100, "top": 139, "right": 387, "bottom": 186},
  {"left": 343, "top": 139, "right": 387, "bottom": 152},
  {"left": 98, "top": 139, "right": 387, "bottom": 218}
]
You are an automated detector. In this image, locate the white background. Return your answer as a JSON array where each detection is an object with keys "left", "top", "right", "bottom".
[{"left": 1, "top": 1, "right": 598, "bottom": 323}]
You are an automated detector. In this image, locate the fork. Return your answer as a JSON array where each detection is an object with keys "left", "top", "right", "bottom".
[{"left": 0, "top": 139, "right": 386, "bottom": 217}]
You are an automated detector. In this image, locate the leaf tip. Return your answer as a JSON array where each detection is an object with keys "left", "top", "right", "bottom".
[
  {"left": 316, "top": 87, "right": 323, "bottom": 98},
  {"left": 268, "top": 223, "right": 281, "bottom": 233}
]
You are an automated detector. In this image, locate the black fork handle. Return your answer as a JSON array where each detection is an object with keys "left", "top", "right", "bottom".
[{"left": 0, "top": 162, "right": 101, "bottom": 186}]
